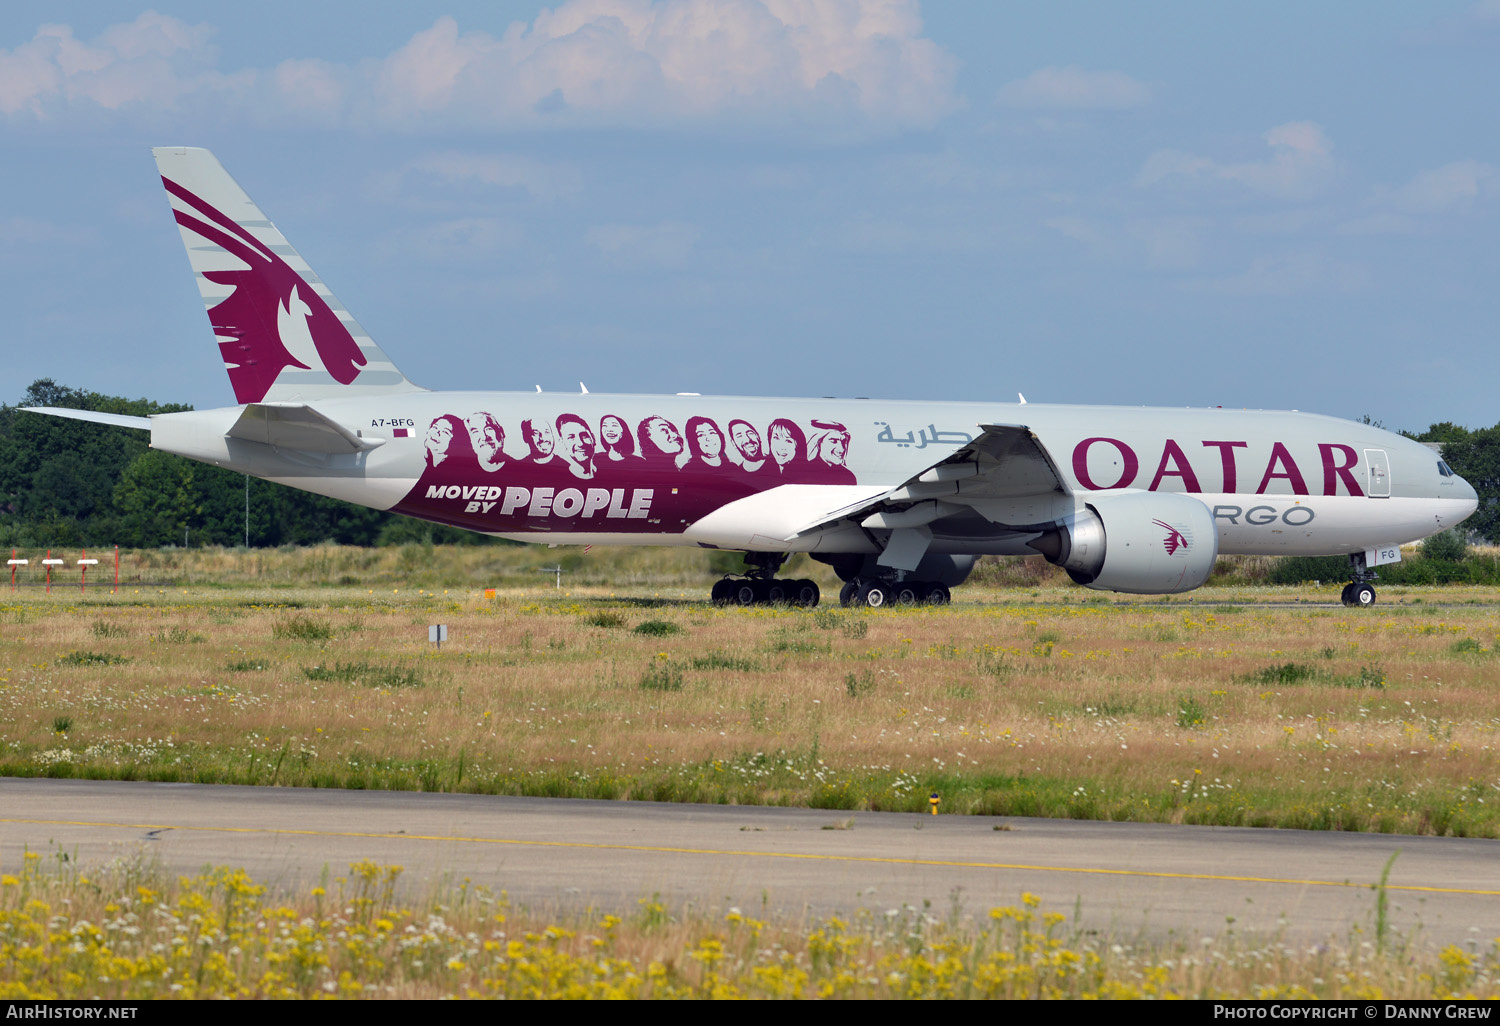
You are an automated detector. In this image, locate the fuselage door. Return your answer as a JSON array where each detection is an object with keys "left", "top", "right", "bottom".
[{"left": 1364, "top": 448, "right": 1391, "bottom": 498}]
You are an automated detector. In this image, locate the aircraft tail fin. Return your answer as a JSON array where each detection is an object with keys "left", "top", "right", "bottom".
[{"left": 153, "top": 147, "right": 423, "bottom": 405}]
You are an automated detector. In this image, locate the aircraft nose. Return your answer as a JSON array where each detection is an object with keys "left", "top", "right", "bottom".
[{"left": 1455, "top": 473, "right": 1479, "bottom": 515}]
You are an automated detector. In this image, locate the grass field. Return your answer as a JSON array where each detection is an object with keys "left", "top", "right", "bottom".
[{"left": 4, "top": 545, "right": 1500, "bottom": 837}]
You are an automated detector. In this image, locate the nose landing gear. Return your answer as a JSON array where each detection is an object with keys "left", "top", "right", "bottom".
[{"left": 1341, "top": 554, "right": 1378, "bottom": 608}]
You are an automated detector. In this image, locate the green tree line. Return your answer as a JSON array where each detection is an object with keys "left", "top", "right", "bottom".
[{"left": 0, "top": 380, "right": 498, "bottom": 550}]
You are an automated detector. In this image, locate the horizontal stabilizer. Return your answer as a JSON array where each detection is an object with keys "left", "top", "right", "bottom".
[
  {"left": 225, "top": 403, "right": 383, "bottom": 454},
  {"left": 21, "top": 407, "right": 151, "bottom": 431}
]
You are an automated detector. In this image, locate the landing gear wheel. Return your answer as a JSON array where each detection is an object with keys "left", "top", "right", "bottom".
[
  {"left": 766, "top": 581, "right": 789, "bottom": 605},
  {"left": 839, "top": 582, "right": 858, "bottom": 608},
  {"left": 1340, "top": 583, "right": 1355, "bottom": 607},
  {"left": 925, "top": 584, "right": 951, "bottom": 606},
  {"left": 733, "top": 581, "right": 759, "bottom": 607},
  {"left": 894, "top": 583, "right": 921, "bottom": 606},
  {"left": 792, "top": 580, "right": 820, "bottom": 608},
  {"left": 1352, "top": 583, "right": 1377, "bottom": 608},
  {"left": 858, "top": 581, "right": 890, "bottom": 608},
  {"left": 710, "top": 579, "right": 734, "bottom": 606}
]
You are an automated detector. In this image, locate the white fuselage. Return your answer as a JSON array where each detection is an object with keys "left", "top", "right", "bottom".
[{"left": 147, "top": 394, "right": 1477, "bottom": 560}]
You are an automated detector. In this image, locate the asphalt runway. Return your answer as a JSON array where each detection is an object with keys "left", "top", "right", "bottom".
[{"left": 3, "top": 778, "right": 1496, "bottom": 947}]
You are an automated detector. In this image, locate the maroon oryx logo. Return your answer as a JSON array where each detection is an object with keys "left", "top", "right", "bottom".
[{"left": 1152, "top": 519, "right": 1189, "bottom": 555}]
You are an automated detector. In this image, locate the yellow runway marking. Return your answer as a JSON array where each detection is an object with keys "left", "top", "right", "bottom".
[{"left": 4, "top": 816, "right": 1497, "bottom": 897}]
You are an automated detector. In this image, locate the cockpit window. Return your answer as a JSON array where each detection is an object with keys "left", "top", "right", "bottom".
[{"left": 1437, "top": 461, "right": 1454, "bottom": 478}]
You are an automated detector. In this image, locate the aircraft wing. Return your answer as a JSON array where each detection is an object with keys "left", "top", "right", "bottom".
[{"left": 794, "top": 423, "right": 1072, "bottom": 538}]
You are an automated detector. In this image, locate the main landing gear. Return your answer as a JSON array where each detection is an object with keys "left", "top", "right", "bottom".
[
  {"left": 838, "top": 576, "right": 951, "bottom": 609},
  {"left": 710, "top": 552, "right": 821, "bottom": 608},
  {"left": 1340, "top": 553, "right": 1377, "bottom": 608}
]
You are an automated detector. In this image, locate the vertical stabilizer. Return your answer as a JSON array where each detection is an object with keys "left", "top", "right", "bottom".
[{"left": 153, "top": 147, "right": 421, "bottom": 404}]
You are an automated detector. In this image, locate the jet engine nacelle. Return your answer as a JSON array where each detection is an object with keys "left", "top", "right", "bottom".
[{"left": 1030, "top": 492, "right": 1218, "bottom": 595}]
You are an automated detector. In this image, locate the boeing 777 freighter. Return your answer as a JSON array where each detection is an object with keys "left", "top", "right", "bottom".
[{"left": 26, "top": 149, "right": 1479, "bottom": 608}]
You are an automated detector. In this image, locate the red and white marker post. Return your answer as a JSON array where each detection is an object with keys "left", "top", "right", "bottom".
[
  {"left": 42, "top": 550, "right": 65, "bottom": 593},
  {"left": 78, "top": 549, "right": 99, "bottom": 594}
]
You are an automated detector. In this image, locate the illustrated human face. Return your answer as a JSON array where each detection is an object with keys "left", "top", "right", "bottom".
[
  {"left": 601, "top": 417, "right": 624, "bottom": 446},
  {"left": 769, "top": 425, "right": 795, "bottom": 465},
  {"left": 731, "top": 423, "right": 761, "bottom": 460},
  {"left": 560, "top": 421, "right": 595, "bottom": 464},
  {"left": 467, "top": 416, "right": 501, "bottom": 460},
  {"left": 426, "top": 419, "right": 453, "bottom": 462},
  {"left": 820, "top": 434, "right": 847, "bottom": 465},
  {"left": 648, "top": 418, "right": 682, "bottom": 454},
  {"left": 529, "top": 421, "right": 555, "bottom": 456},
  {"left": 694, "top": 422, "right": 722, "bottom": 459}
]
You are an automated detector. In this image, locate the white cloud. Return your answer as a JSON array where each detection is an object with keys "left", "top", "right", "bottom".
[
  {"left": 268, "top": 58, "right": 348, "bottom": 121},
  {"left": 1, "top": 2, "right": 959, "bottom": 132},
  {"left": 385, "top": 152, "right": 584, "bottom": 203},
  {"left": 1337, "top": 160, "right": 1499, "bottom": 235},
  {"left": 815, "top": 212, "right": 989, "bottom": 255},
  {"left": 1044, "top": 215, "right": 1107, "bottom": 251},
  {"left": 411, "top": 217, "right": 524, "bottom": 261},
  {"left": 1044, "top": 215, "right": 1204, "bottom": 271},
  {"left": 1200, "top": 252, "right": 1366, "bottom": 296},
  {"left": 1384, "top": 160, "right": 1498, "bottom": 214},
  {"left": 1404, "top": 1, "right": 1500, "bottom": 46},
  {"left": 1138, "top": 122, "right": 1339, "bottom": 201},
  {"left": 371, "top": 2, "right": 958, "bottom": 129},
  {"left": 587, "top": 221, "right": 700, "bottom": 267},
  {"left": 1128, "top": 218, "right": 1204, "bottom": 271},
  {"left": 997, "top": 66, "right": 1150, "bottom": 110},
  {"left": 1230, "top": 210, "right": 1323, "bottom": 236},
  {"left": 0, "top": 216, "right": 99, "bottom": 267},
  {"left": 1336, "top": 213, "right": 1420, "bottom": 237},
  {"left": 0, "top": 12, "right": 226, "bottom": 116},
  {"left": 745, "top": 164, "right": 815, "bottom": 190}
]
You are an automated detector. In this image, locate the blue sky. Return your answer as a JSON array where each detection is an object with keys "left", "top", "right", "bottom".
[{"left": 3, "top": 1, "right": 1497, "bottom": 431}]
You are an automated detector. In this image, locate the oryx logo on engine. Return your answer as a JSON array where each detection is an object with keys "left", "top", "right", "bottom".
[{"left": 1152, "top": 519, "right": 1190, "bottom": 556}]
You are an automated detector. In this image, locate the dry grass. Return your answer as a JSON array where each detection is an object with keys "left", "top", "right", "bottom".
[{"left": 4, "top": 567, "right": 1500, "bottom": 833}]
